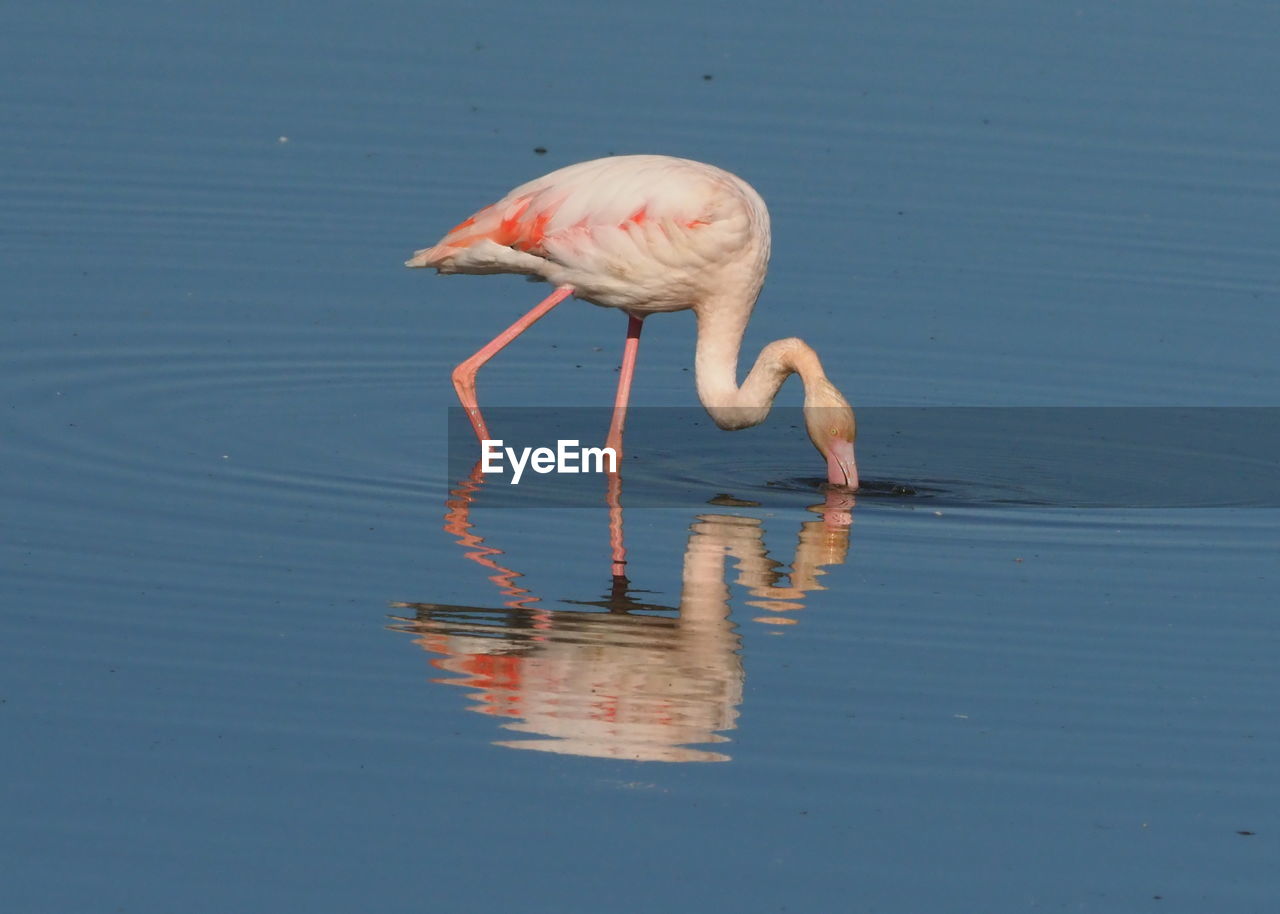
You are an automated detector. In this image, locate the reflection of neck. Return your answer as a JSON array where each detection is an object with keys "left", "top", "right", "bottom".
[
  {"left": 684, "top": 513, "right": 850, "bottom": 619},
  {"left": 694, "top": 300, "right": 834, "bottom": 431}
]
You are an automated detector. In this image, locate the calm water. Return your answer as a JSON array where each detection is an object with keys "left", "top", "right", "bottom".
[{"left": 4, "top": 1, "right": 1279, "bottom": 911}]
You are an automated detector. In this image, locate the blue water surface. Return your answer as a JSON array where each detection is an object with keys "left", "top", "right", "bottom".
[{"left": 3, "top": 1, "right": 1278, "bottom": 912}]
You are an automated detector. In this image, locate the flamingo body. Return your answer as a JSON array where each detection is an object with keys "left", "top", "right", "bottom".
[{"left": 407, "top": 156, "right": 769, "bottom": 315}]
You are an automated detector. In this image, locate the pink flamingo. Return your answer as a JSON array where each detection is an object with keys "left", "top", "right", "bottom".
[{"left": 406, "top": 154, "right": 858, "bottom": 489}]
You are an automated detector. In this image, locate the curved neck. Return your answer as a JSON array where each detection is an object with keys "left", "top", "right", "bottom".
[{"left": 693, "top": 301, "right": 829, "bottom": 430}]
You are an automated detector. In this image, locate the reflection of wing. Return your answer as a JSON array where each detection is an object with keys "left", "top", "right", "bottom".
[{"left": 391, "top": 597, "right": 743, "bottom": 763}]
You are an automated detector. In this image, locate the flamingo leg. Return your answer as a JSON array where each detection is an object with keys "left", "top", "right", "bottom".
[
  {"left": 451, "top": 284, "right": 575, "bottom": 442},
  {"left": 606, "top": 314, "right": 644, "bottom": 579},
  {"left": 605, "top": 314, "right": 645, "bottom": 454}
]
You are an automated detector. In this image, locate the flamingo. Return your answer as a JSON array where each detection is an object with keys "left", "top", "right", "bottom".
[{"left": 405, "top": 154, "right": 858, "bottom": 489}]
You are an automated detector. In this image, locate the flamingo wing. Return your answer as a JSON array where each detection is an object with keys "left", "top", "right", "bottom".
[{"left": 405, "top": 156, "right": 762, "bottom": 287}]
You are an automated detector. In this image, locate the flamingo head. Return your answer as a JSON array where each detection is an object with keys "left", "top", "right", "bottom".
[{"left": 804, "top": 379, "right": 859, "bottom": 490}]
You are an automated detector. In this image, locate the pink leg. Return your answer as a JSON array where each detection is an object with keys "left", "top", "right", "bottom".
[
  {"left": 606, "top": 314, "right": 644, "bottom": 579},
  {"left": 452, "top": 284, "right": 575, "bottom": 442},
  {"left": 605, "top": 314, "right": 645, "bottom": 454}
]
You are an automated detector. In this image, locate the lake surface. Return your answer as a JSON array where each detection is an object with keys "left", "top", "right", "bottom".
[{"left": 4, "top": 1, "right": 1278, "bottom": 911}]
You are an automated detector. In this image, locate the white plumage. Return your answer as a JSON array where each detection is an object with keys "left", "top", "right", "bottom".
[{"left": 407, "top": 155, "right": 769, "bottom": 313}]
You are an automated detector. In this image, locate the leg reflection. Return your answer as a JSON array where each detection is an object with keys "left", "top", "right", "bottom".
[{"left": 442, "top": 461, "right": 540, "bottom": 609}]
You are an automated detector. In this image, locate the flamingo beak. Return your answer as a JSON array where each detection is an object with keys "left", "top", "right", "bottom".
[{"left": 826, "top": 438, "right": 859, "bottom": 490}]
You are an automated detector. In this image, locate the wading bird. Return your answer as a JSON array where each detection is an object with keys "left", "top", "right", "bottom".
[{"left": 406, "top": 155, "right": 858, "bottom": 488}]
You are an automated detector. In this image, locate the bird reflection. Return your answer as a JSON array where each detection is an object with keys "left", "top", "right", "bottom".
[{"left": 390, "top": 465, "right": 853, "bottom": 762}]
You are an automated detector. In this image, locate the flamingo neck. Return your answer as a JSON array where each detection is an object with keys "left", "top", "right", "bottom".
[{"left": 693, "top": 301, "right": 828, "bottom": 430}]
